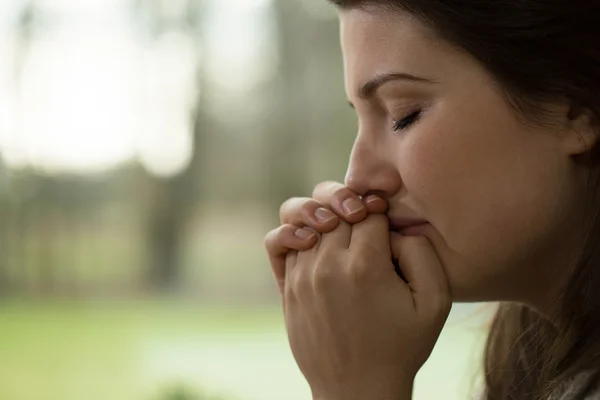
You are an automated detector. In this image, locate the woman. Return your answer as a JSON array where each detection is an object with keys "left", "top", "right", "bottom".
[{"left": 264, "top": 1, "right": 600, "bottom": 399}]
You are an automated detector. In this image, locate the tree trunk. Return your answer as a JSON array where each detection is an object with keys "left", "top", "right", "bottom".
[
  {"left": 144, "top": 68, "right": 209, "bottom": 292},
  {"left": 264, "top": 0, "right": 314, "bottom": 221}
]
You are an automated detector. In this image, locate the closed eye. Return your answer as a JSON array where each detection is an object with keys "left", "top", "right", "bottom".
[{"left": 392, "top": 110, "right": 422, "bottom": 132}]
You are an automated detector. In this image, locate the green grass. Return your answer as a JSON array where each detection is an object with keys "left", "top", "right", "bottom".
[
  {"left": 0, "top": 300, "right": 284, "bottom": 400},
  {"left": 0, "top": 300, "right": 489, "bottom": 400}
]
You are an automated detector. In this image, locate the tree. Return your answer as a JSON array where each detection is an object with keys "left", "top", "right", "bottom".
[
  {"left": 131, "top": 0, "right": 209, "bottom": 291},
  {"left": 263, "top": 0, "right": 315, "bottom": 219},
  {"left": 265, "top": 0, "right": 354, "bottom": 220}
]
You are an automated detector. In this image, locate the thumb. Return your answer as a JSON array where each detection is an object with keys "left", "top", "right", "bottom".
[{"left": 390, "top": 232, "right": 452, "bottom": 320}]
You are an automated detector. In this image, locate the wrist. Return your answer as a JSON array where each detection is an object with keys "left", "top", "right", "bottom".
[{"left": 312, "top": 382, "right": 413, "bottom": 400}]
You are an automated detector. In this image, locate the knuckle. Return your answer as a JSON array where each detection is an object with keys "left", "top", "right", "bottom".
[
  {"left": 267, "top": 224, "right": 296, "bottom": 250},
  {"left": 279, "top": 197, "right": 299, "bottom": 219},
  {"left": 312, "top": 181, "right": 343, "bottom": 200},
  {"left": 263, "top": 228, "right": 278, "bottom": 250},
  {"left": 347, "top": 254, "right": 372, "bottom": 284},
  {"left": 312, "top": 180, "right": 335, "bottom": 195},
  {"left": 312, "top": 262, "right": 336, "bottom": 293},
  {"left": 353, "top": 238, "right": 381, "bottom": 258},
  {"left": 277, "top": 223, "right": 296, "bottom": 238},
  {"left": 280, "top": 197, "right": 323, "bottom": 225},
  {"left": 291, "top": 268, "right": 311, "bottom": 298},
  {"left": 300, "top": 199, "right": 321, "bottom": 220},
  {"left": 333, "top": 186, "right": 356, "bottom": 203},
  {"left": 278, "top": 199, "right": 292, "bottom": 222}
]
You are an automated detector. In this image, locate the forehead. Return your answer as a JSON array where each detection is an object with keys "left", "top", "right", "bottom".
[{"left": 339, "top": 8, "right": 442, "bottom": 95}]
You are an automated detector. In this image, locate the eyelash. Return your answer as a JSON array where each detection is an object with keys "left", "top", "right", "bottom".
[{"left": 392, "top": 110, "right": 422, "bottom": 132}]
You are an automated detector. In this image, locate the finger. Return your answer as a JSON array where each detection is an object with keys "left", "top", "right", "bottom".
[
  {"left": 319, "top": 218, "right": 352, "bottom": 250},
  {"left": 390, "top": 232, "right": 452, "bottom": 319},
  {"left": 349, "top": 214, "right": 392, "bottom": 260},
  {"left": 286, "top": 251, "right": 298, "bottom": 272},
  {"left": 264, "top": 225, "right": 318, "bottom": 295},
  {"left": 279, "top": 197, "right": 340, "bottom": 233},
  {"left": 312, "top": 181, "right": 368, "bottom": 223},
  {"left": 363, "top": 193, "right": 388, "bottom": 214},
  {"left": 284, "top": 250, "right": 297, "bottom": 301}
]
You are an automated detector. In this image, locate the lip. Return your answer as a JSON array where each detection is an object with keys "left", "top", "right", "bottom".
[{"left": 388, "top": 216, "right": 430, "bottom": 236}]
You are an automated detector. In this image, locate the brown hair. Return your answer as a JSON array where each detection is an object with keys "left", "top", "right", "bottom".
[{"left": 327, "top": 0, "right": 600, "bottom": 399}]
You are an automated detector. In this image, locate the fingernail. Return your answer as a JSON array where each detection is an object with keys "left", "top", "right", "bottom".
[
  {"left": 315, "top": 208, "right": 337, "bottom": 223},
  {"left": 295, "top": 228, "right": 316, "bottom": 240},
  {"left": 364, "top": 194, "right": 383, "bottom": 204},
  {"left": 342, "top": 197, "right": 364, "bottom": 215}
]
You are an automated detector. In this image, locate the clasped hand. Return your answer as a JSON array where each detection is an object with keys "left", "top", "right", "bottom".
[{"left": 265, "top": 182, "right": 451, "bottom": 400}]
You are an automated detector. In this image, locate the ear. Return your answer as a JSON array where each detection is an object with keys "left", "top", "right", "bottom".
[{"left": 562, "top": 107, "right": 600, "bottom": 156}]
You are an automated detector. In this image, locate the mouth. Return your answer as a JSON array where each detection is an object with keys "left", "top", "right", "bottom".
[{"left": 388, "top": 216, "right": 430, "bottom": 236}]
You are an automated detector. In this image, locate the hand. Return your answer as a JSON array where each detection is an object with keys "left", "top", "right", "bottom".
[
  {"left": 264, "top": 181, "right": 387, "bottom": 296},
  {"left": 283, "top": 214, "right": 451, "bottom": 400}
]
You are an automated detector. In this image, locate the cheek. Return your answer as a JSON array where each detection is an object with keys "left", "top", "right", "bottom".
[{"left": 399, "top": 112, "right": 568, "bottom": 272}]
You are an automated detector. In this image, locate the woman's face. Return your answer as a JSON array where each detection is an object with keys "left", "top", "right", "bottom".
[{"left": 340, "top": 8, "right": 588, "bottom": 306}]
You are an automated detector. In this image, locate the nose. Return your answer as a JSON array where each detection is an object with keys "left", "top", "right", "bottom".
[{"left": 344, "top": 133, "right": 402, "bottom": 198}]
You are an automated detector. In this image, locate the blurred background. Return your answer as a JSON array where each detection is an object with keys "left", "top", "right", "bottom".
[{"left": 0, "top": 0, "right": 492, "bottom": 399}]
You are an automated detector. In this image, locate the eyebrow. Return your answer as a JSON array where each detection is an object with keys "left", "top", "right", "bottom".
[{"left": 349, "top": 72, "right": 436, "bottom": 108}]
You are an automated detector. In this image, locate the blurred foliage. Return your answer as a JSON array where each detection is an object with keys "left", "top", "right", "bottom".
[
  {"left": 0, "top": 0, "right": 355, "bottom": 298},
  {"left": 0, "top": 1, "right": 485, "bottom": 400}
]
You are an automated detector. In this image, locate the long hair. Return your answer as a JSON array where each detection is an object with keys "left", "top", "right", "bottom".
[{"left": 327, "top": 1, "right": 600, "bottom": 398}]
